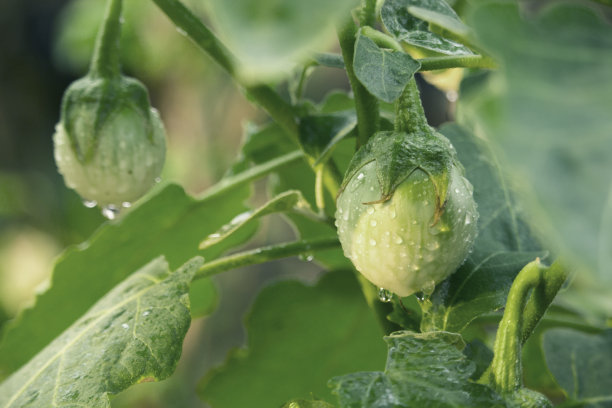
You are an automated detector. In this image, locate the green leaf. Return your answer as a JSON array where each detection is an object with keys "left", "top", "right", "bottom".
[
  {"left": 407, "top": 5, "right": 470, "bottom": 38},
  {"left": 208, "top": 0, "right": 358, "bottom": 82},
  {"left": 353, "top": 33, "right": 421, "bottom": 103},
  {"left": 419, "top": 123, "right": 543, "bottom": 332},
  {"left": 313, "top": 53, "right": 345, "bottom": 69},
  {"left": 329, "top": 331, "right": 506, "bottom": 407},
  {"left": 463, "top": 2, "right": 612, "bottom": 284},
  {"left": 0, "top": 256, "right": 203, "bottom": 407},
  {"left": 0, "top": 182, "right": 255, "bottom": 377},
  {"left": 381, "top": 0, "right": 474, "bottom": 55},
  {"left": 299, "top": 112, "right": 357, "bottom": 164},
  {"left": 199, "top": 190, "right": 316, "bottom": 250},
  {"left": 199, "top": 271, "right": 387, "bottom": 407},
  {"left": 240, "top": 122, "right": 351, "bottom": 270},
  {"left": 543, "top": 328, "right": 612, "bottom": 407}
]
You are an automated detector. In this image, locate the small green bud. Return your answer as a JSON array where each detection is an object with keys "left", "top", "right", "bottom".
[
  {"left": 53, "top": 75, "right": 166, "bottom": 207},
  {"left": 335, "top": 130, "right": 478, "bottom": 297}
]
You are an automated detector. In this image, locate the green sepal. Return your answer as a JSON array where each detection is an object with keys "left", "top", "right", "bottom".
[
  {"left": 338, "top": 130, "right": 457, "bottom": 223},
  {"left": 60, "top": 74, "right": 154, "bottom": 163}
]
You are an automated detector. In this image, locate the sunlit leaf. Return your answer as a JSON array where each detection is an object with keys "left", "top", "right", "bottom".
[{"left": 0, "top": 257, "right": 202, "bottom": 407}]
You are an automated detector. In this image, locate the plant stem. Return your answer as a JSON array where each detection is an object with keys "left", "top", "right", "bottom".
[
  {"left": 152, "top": 0, "right": 343, "bottom": 194},
  {"left": 395, "top": 78, "right": 428, "bottom": 133},
  {"left": 193, "top": 238, "right": 340, "bottom": 281},
  {"left": 520, "top": 260, "right": 568, "bottom": 343},
  {"left": 418, "top": 55, "right": 496, "bottom": 71},
  {"left": 201, "top": 150, "right": 304, "bottom": 199},
  {"left": 479, "top": 260, "right": 569, "bottom": 386},
  {"left": 151, "top": 0, "right": 299, "bottom": 142},
  {"left": 337, "top": 17, "right": 379, "bottom": 150},
  {"left": 360, "top": 27, "right": 404, "bottom": 52},
  {"left": 358, "top": 0, "right": 377, "bottom": 27},
  {"left": 488, "top": 259, "right": 544, "bottom": 393},
  {"left": 89, "top": 0, "right": 123, "bottom": 78}
]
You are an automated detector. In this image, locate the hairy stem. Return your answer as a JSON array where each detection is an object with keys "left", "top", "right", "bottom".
[
  {"left": 358, "top": 0, "right": 377, "bottom": 27},
  {"left": 193, "top": 238, "right": 341, "bottom": 281},
  {"left": 151, "top": 0, "right": 299, "bottom": 142},
  {"left": 486, "top": 259, "right": 545, "bottom": 393},
  {"left": 520, "top": 260, "right": 569, "bottom": 343},
  {"left": 152, "top": 0, "right": 343, "bottom": 194},
  {"left": 360, "top": 26, "right": 404, "bottom": 52},
  {"left": 337, "top": 17, "right": 380, "bottom": 150},
  {"left": 418, "top": 55, "right": 496, "bottom": 71},
  {"left": 89, "top": 0, "right": 123, "bottom": 78},
  {"left": 201, "top": 150, "right": 304, "bottom": 199}
]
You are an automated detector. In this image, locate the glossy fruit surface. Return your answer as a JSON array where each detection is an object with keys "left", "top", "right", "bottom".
[{"left": 336, "top": 131, "right": 478, "bottom": 297}]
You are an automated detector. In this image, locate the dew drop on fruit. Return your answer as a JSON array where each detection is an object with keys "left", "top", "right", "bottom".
[
  {"left": 101, "top": 205, "right": 121, "bottom": 220},
  {"left": 370, "top": 220, "right": 377, "bottom": 227},
  {"left": 421, "top": 280, "right": 436, "bottom": 295},
  {"left": 378, "top": 288, "right": 393, "bottom": 303},
  {"left": 366, "top": 206, "right": 374, "bottom": 215},
  {"left": 122, "top": 201, "right": 132, "bottom": 208},
  {"left": 369, "top": 239, "right": 377, "bottom": 246},
  {"left": 82, "top": 199, "right": 97, "bottom": 208}
]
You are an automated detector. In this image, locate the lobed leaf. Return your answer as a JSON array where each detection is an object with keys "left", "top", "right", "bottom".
[
  {"left": 199, "top": 190, "right": 316, "bottom": 250},
  {"left": 0, "top": 256, "right": 203, "bottom": 407},
  {"left": 381, "top": 0, "right": 474, "bottom": 55},
  {"left": 0, "top": 181, "right": 255, "bottom": 377},
  {"left": 199, "top": 271, "right": 386, "bottom": 408},
  {"left": 329, "top": 331, "right": 506, "bottom": 407},
  {"left": 207, "top": 0, "right": 358, "bottom": 82},
  {"left": 353, "top": 33, "right": 421, "bottom": 103},
  {"left": 463, "top": 1, "right": 612, "bottom": 287},
  {"left": 419, "top": 123, "right": 543, "bottom": 333},
  {"left": 543, "top": 328, "right": 612, "bottom": 407}
]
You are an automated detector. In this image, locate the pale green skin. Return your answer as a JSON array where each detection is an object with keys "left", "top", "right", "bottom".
[
  {"left": 54, "top": 106, "right": 166, "bottom": 207},
  {"left": 336, "top": 162, "right": 478, "bottom": 297}
]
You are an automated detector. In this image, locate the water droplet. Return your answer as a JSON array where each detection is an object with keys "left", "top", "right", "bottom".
[
  {"left": 357, "top": 172, "right": 365, "bottom": 180},
  {"left": 142, "top": 311, "right": 151, "bottom": 317},
  {"left": 423, "top": 200, "right": 429, "bottom": 206},
  {"left": 369, "top": 239, "right": 377, "bottom": 246},
  {"left": 121, "top": 202, "right": 132, "bottom": 208},
  {"left": 101, "top": 205, "right": 120, "bottom": 220},
  {"left": 82, "top": 199, "right": 97, "bottom": 208},
  {"left": 370, "top": 220, "right": 377, "bottom": 227},
  {"left": 299, "top": 253, "right": 314, "bottom": 262},
  {"left": 394, "top": 235, "right": 403, "bottom": 244},
  {"left": 421, "top": 280, "right": 436, "bottom": 295},
  {"left": 343, "top": 213, "right": 349, "bottom": 221},
  {"left": 465, "top": 215, "right": 472, "bottom": 225},
  {"left": 412, "top": 220, "right": 417, "bottom": 225},
  {"left": 390, "top": 209, "right": 397, "bottom": 219},
  {"left": 454, "top": 188, "right": 460, "bottom": 194},
  {"left": 378, "top": 288, "right": 393, "bottom": 303},
  {"left": 412, "top": 264, "right": 420, "bottom": 271},
  {"left": 121, "top": 323, "right": 129, "bottom": 329},
  {"left": 427, "top": 241, "right": 440, "bottom": 251},
  {"left": 366, "top": 206, "right": 374, "bottom": 215},
  {"left": 155, "top": 177, "right": 162, "bottom": 184},
  {"left": 415, "top": 292, "right": 425, "bottom": 301}
]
